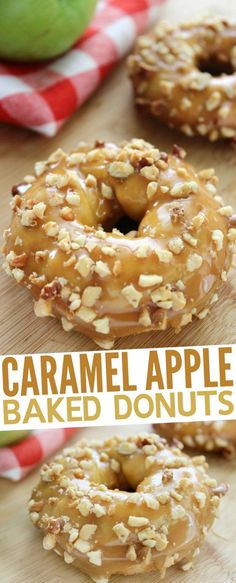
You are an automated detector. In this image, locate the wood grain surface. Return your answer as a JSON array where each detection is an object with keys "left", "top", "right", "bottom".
[{"left": 0, "top": 1, "right": 236, "bottom": 583}]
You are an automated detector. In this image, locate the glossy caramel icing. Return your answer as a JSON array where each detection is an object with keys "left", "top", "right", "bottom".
[
  {"left": 128, "top": 18, "right": 236, "bottom": 141},
  {"left": 2, "top": 139, "right": 235, "bottom": 347},
  {"left": 29, "top": 433, "right": 226, "bottom": 581}
]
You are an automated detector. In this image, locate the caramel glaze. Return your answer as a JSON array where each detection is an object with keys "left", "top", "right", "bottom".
[
  {"left": 2, "top": 139, "right": 235, "bottom": 348},
  {"left": 128, "top": 18, "right": 236, "bottom": 141},
  {"left": 29, "top": 433, "right": 226, "bottom": 582},
  {"left": 154, "top": 420, "right": 236, "bottom": 457}
]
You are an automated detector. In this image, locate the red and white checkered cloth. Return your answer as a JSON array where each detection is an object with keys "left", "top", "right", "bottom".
[
  {"left": 0, "top": 0, "right": 165, "bottom": 137},
  {"left": 0, "top": 428, "right": 78, "bottom": 481}
]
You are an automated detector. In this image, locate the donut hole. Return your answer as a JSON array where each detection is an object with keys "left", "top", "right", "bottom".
[
  {"left": 98, "top": 453, "right": 148, "bottom": 492},
  {"left": 198, "top": 56, "right": 234, "bottom": 77},
  {"left": 113, "top": 216, "right": 140, "bottom": 236}
]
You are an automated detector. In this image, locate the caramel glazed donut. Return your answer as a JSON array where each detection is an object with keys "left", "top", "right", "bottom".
[
  {"left": 154, "top": 420, "right": 236, "bottom": 458},
  {"left": 128, "top": 18, "right": 236, "bottom": 141},
  {"left": 29, "top": 433, "right": 227, "bottom": 581},
  {"left": 2, "top": 139, "right": 236, "bottom": 348}
]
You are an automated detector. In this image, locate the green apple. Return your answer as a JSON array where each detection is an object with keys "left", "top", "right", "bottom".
[
  {"left": 0, "top": 0, "right": 97, "bottom": 62},
  {"left": 0, "top": 430, "right": 30, "bottom": 446}
]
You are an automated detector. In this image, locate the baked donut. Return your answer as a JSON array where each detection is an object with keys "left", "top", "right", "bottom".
[
  {"left": 2, "top": 139, "right": 235, "bottom": 348},
  {"left": 154, "top": 421, "right": 236, "bottom": 457},
  {"left": 29, "top": 433, "right": 227, "bottom": 581},
  {"left": 128, "top": 18, "right": 236, "bottom": 141}
]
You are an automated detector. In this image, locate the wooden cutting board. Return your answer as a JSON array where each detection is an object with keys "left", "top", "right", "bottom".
[
  {"left": 0, "top": 424, "right": 236, "bottom": 583},
  {"left": 0, "top": 1, "right": 236, "bottom": 582}
]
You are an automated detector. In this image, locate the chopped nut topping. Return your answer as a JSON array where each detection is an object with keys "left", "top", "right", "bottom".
[
  {"left": 171, "top": 505, "right": 186, "bottom": 519},
  {"left": 138, "top": 274, "right": 163, "bottom": 287},
  {"left": 113, "top": 260, "right": 122, "bottom": 276},
  {"left": 101, "top": 246, "right": 116, "bottom": 257},
  {"left": 94, "top": 261, "right": 111, "bottom": 278},
  {"left": 172, "top": 291, "right": 186, "bottom": 311},
  {"left": 77, "top": 498, "right": 93, "bottom": 517},
  {"left": 113, "top": 522, "right": 130, "bottom": 543},
  {"left": 30, "top": 512, "right": 39, "bottom": 524},
  {"left": 134, "top": 243, "right": 150, "bottom": 258},
  {"left": 60, "top": 206, "right": 75, "bottom": 221},
  {"left": 139, "top": 308, "right": 152, "bottom": 327},
  {"left": 180, "top": 313, "right": 192, "bottom": 327},
  {"left": 168, "top": 237, "right": 185, "bottom": 255},
  {"left": 67, "top": 152, "right": 86, "bottom": 166},
  {"left": 180, "top": 97, "right": 192, "bottom": 110},
  {"left": 43, "top": 221, "right": 59, "bottom": 238},
  {"left": 74, "top": 539, "right": 91, "bottom": 553},
  {"left": 151, "top": 286, "right": 172, "bottom": 307},
  {"left": 43, "top": 533, "right": 56, "bottom": 550},
  {"left": 110, "top": 458, "right": 120, "bottom": 473},
  {"left": 87, "top": 550, "right": 102, "bottom": 566},
  {"left": 85, "top": 174, "right": 97, "bottom": 189},
  {"left": 41, "top": 281, "right": 61, "bottom": 300},
  {"left": 21, "top": 209, "right": 37, "bottom": 227},
  {"left": 92, "top": 504, "right": 106, "bottom": 517},
  {"left": 122, "top": 284, "right": 142, "bottom": 308},
  {"left": 146, "top": 181, "right": 158, "bottom": 199},
  {"left": 66, "top": 192, "right": 80, "bottom": 206},
  {"left": 82, "top": 286, "right": 102, "bottom": 307},
  {"left": 101, "top": 183, "right": 113, "bottom": 199},
  {"left": 192, "top": 213, "right": 205, "bottom": 229},
  {"left": 205, "top": 183, "right": 217, "bottom": 195},
  {"left": 218, "top": 205, "right": 233, "bottom": 217},
  {"left": 227, "top": 228, "right": 236, "bottom": 241},
  {"left": 93, "top": 317, "right": 110, "bottom": 335},
  {"left": 118, "top": 441, "right": 137, "bottom": 455},
  {"left": 183, "top": 232, "right": 197, "bottom": 247},
  {"left": 48, "top": 148, "right": 66, "bottom": 164},
  {"left": 61, "top": 317, "right": 74, "bottom": 332},
  {"left": 48, "top": 192, "right": 64, "bottom": 207},
  {"left": 197, "top": 308, "right": 209, "bottom": 320},
  {"left": 155, "top": 248, "right": 173, "bottom": 263},
  {"left": 158, "top": 492, "right": 170, "bottom": 504},
  {"left": 64, "top": 552, "right": 74, "bottom": 564},
  {"left": 221, "top": 127, "right": 236, "bottom": 138},
  {"left": 212, "top": 229, "right": 224, "bottom": 251},
  {"left": 77, "top": 306, "right": 96, "bottom": 323},
  {"left": 170, "top": 181, "right": 198, "bottom": 197},
  {"left": 186, "top": 253, "right": 203, "bottom": 272},
  {"left": 34, "top": 298, "right": 52, "bottom": 318},
  {"left": 206, "top": 91, "right": 221, "bottom": 111},
  {"left": 12, "top": 267, "right": 25, "bottom": 283},
  {"left": 35, "top": 160, "right": 47, "bottom": 176},
  {"left": 33, "top": 202, "right": 46, "bottom": 219},
  {"left": 108, "top": 161, "right": 134, "bottom": 178},
  {"left": 75, "top": 255, "right": 94, "bottom": 277},
  {"left": 181, "top": 562, "right": 193, "bottom": 572},
  {"left": 126, "top": 545, "right": 137, "bottom": 561},
  {"left": 46, "top": 173, "right": 68, "bottom": 188},
  {"left": 128, "top": 516, "right": 150, "bottom": 527},
  {"left": 194, "top": 492, "right": 206, "bottom": 509},
  {"left": 80, "top": 524, "right": 97, "bottom": 541},
  {"left": 140, "top": 165, "right": 159, "bottom": 181}
]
